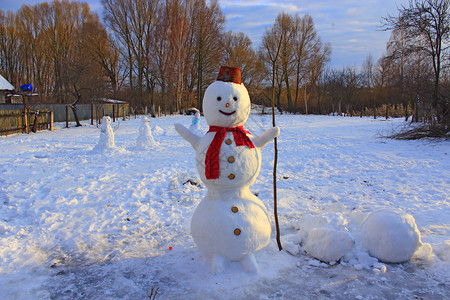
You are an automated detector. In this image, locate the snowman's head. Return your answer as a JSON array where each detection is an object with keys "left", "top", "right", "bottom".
[
  {"left": 103, "top": 116, "right": 111, "bottom": 125},
  {"left": 202, "top": 67, "right": 250, "bottom": 128},
  {"left": 141, "top": 116, "right": 149, "bottom": 124}
]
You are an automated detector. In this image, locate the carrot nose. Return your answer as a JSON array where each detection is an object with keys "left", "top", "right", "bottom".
[{"left": 226, "top": 103, "right": 230, "bottom": 107}]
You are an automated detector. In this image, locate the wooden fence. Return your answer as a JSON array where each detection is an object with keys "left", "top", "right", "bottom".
[
  {"left": 0, "top": 108, "right": 53, "bottom": 136},
  {"left": 1, "top": 103, "right": 129, "bottom": 123}
]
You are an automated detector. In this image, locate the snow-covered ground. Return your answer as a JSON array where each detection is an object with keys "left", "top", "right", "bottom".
[{"left": 0, "top": 114, "right": 448, "bottom": 299}]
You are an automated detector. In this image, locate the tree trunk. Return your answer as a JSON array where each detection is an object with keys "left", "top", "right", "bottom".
[
  {"left": 284, "top": 73, "right": 293, "bottom": 113},
  {"left": 304, "top": 86, "right": 308, "bottom": 115},
  {"left": 70, "top": 105, "right": 82, "bottom": 127},
  {"left": 294, "top": 63, "right": 300, "bottom": 113},
  {"left": 71, "top": 84, "right": 82, "bottom": 127},
  {"left": 317, "top": 87, "right": 322, "bottom": 115},
  {"left": 197, "top": 37, "right": 203, "bottom": 111}
]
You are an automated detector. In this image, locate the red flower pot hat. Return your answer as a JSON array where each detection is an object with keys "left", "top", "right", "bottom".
[{"left": 217, "top": 66, "right": 241, "bottom": 84}]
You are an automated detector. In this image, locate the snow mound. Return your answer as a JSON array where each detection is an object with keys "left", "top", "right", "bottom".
[
  {"left": 291, "top": 209, "right": 432, "bottom": 269},
  {"left": 152, "top": 125, "right": 165, "bottom": 136},
  {"left": 168, "top": 172, "right": 204, "bottom": 206},
  {"left": 304, "top": 228, "right": 354, "bottom": 263},
  {"left": 296, "top": 214, "right": 329, "bottom": 233},
  {"left": 295, "top": 213, "right": 354, "bottom": 263},
  {"left": 432, "top": 241, "right": 450, "bottom": 262},
  {"left": 135, "top": 137, "right": 157, "bottom": 149},
  {"left": 362, "top": 209, "right": 422, "bottom": 263}
]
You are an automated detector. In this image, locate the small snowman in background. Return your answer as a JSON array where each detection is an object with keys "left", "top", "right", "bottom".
[
  {"left": 175, "top": 66, "right": 280, "bottom": 273},
  {"left": 136, "top": 116, "right": 156, "bottom": 149},
  {"left": 95, "top": 115, "right": 115, "bottom": 150},
  {"left": 189, "top": 109, "right": 202, "bottom": 135}
]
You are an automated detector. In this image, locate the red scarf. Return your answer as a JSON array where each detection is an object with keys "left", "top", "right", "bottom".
[{"left": 205, "top": 126, "right": 254, "bottom": 180}]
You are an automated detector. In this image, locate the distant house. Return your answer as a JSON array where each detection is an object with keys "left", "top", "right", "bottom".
[{"left": 0, "top": 74, "right": 15, "bottom": 104}]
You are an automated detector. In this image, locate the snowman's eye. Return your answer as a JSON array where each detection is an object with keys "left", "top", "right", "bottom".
[
  {"left": 233, "top": 97, "right": 238, "bottom": 101},
  {"left": 217, "top": 96, "right": 221, "bottom": 101}
]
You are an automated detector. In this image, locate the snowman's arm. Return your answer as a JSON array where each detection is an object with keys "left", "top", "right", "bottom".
[
  {"left": 174, "top": 123, "right": 201, "bottom": 149},
  {"left": 252, "top": 126, "right": 280, "bottom": 149}
]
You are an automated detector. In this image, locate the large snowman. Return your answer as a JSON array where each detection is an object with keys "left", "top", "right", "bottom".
[{"left": 175, "top": 66, "right": 280, "bottom": 273}]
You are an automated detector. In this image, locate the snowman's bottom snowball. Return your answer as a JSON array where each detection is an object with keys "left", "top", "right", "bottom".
[
  {"left": 95, "top": 132, "right": 115, "bottom": 150},
  {"left": 136, "top": 135, "right": 156, "bottom": 148},
  {"left": 362, "top": 209, "right": 421, "bottom": 263},
  {"left": 191, "top": 193, "right": 271, "bottom": 261}
]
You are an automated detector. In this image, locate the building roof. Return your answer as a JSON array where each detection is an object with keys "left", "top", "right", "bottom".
[
  {"left": 0, "top": 74, "right": 14, "bottom": 91},
  {"left": 93, "top": 98, "right": 128, "bottom": 104}
]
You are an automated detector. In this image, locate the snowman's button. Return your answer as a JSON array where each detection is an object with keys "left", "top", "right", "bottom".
[
  {"left": 231, "top": 206, "right": 239, "bottom": 213},
  {"left": 228, "top": 156, "right": 235, "bottom": 163},
  {"left": 225, "top": 139, "right": 232, "bottom": 145},
  {"left": 234, "top": 228, "right": 241, "bottom": 235},
  {"left": 228, "top": 173, "right": 235, "bottom": 180}
]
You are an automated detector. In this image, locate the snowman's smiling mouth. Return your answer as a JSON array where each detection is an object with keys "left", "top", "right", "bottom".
[{"left": 219, "top": 110, "right": 236, "bottom": 116}]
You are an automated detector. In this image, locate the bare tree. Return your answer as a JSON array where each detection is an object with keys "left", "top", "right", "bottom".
[
  {"left": 39, "top": 1, "right": 92, "bottom": 102},
  {"left": 0, "top": 10, "right": 20, "bottom": 87},
  {"left": 276, "top": 13, "right": 297, "bottom": 113},
  {"left": 151, "top": 6, "right": 170, "bottom": 113},
  {"left": 293, "top": 14, "right": 318, "bottom": 113},
  {"left": 15, "top": 4, "right": 52, "bottom": 96},
  {"left": 82, "top": 18, "right": 121, "bottom": 97},
  {"left": 383, "top": 0, "right": 450, "bottom": 123},
  {"left": 61, "top": 7, "right": 107, "bottom": 125},
  {"left": 193, "top": 0, "right": 224, "bottom": 111},
  {"left": 308, "top": 39, "right": 331, "bottom": 114},
  {"left": 260, "top": 26, "right": 284, "bottom": 112},
  {"left": 221, "top": 31, "right": 263, "bottom": 96},
  {"left": 260, "top": 12, "right": 330, "bottom": 114}
]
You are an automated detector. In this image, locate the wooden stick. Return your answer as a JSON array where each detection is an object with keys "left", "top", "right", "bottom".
[{"left": 272, "top": 33, "right": 284, "bottom": 251}]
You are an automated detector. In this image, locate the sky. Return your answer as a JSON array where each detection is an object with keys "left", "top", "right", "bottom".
[{"left": 1, "top": 0, "right": 410, "bottom": 69}]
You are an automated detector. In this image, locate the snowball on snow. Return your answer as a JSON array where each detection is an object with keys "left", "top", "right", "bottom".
[
  {"left": 304, "top": 228, "right": 354, "bottom": 263},
  {"left": 362, "top": 209, "right": 422, "bottom": 263}
]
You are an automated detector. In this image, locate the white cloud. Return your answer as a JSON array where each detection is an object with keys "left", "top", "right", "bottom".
[{"left": 219, "top": 0, "right": 410, "bottom": 68}]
